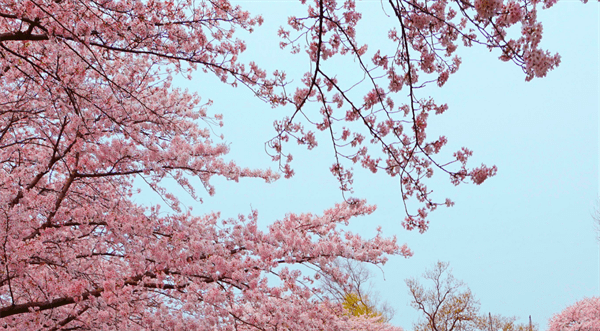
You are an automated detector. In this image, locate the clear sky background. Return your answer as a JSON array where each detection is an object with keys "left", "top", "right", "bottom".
[{"left": 138, "top": 1, "right": 599, "bottom": 330}]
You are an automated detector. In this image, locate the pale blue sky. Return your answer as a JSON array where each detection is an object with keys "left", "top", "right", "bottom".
[{"left": 142, "top": 1, "right": 599, "bottom": 330}]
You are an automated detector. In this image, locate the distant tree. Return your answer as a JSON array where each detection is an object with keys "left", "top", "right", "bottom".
[
  {"left": 406, "top": 261, "right": 480, "bottom": 331},
  {"left": 473, "top": 314, "right": 537, "bottom": 331},
  {"left": 342, "top": 292, "right": 384, "bottom": 319},
  {"left": 547, "top": 297, "right": 600, "bottom": 331},
  {"left": 406, "top": 262, "right": 537, "bottom": 331},
  {"left": 321, "top": 259, "right": 394, "bottom": 322},
  {"left": 594, "top": 199, "right": 600, "bottom": 243}
]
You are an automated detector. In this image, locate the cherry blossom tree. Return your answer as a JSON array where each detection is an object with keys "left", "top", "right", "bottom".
[
  {"left": 273, "top": 0, "right": 575, "bottom": 231},
  {"left": 547, "top": 297, "right": 600, "bottom": 331},
  {"left": 0, "top": 0, "right": 585, "bottom": 329}
]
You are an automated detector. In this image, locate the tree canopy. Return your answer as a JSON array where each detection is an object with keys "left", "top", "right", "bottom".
[
  {"left": 0, "top": 0, "right": 588, "bottom": 329},
  {"left": 406, "top": 262, "right": 539, "bottom": 331},
  {"left": 548, "top": 297, "right": 600, "bottom": 331}
]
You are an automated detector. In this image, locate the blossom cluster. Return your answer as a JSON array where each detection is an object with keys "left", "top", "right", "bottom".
[
  {"left": 272, "top": 0, "right": 562, "bottom": 229},
  {"left": 0, "top": 0, "right": 406, "bottom": 329}
]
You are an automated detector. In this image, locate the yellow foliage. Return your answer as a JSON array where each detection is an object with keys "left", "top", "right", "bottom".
[{"left": 341, "top": 292, "right": 384, "bottom": 321}]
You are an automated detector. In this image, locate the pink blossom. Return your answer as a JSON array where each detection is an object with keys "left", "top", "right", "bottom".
[
  {"left": 0, "top": 0, "right": 573, "bottom": 328},
  {"left": 548, "top": 297, "right": 600, "bottom": 331}
]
